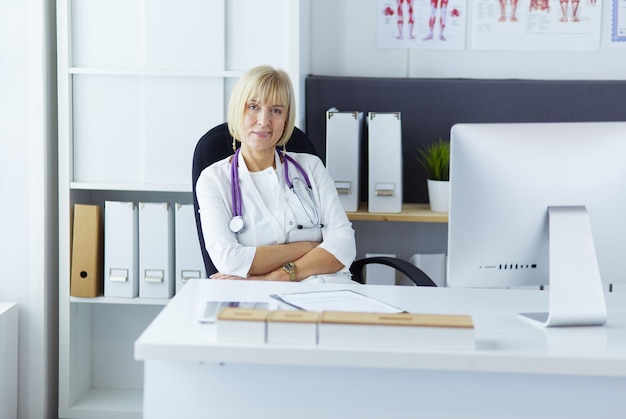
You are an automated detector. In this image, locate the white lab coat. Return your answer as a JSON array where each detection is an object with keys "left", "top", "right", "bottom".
[{"left": 196, "top": 150, "right": 357, "bottom": 283}]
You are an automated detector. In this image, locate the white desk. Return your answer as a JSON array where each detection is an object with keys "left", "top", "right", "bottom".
[
  {"left": 0, "top": 302, "right": 18, "bottom": 419},
  {"left": 135, "top": 279, "right": 626, "bottom": 419}
]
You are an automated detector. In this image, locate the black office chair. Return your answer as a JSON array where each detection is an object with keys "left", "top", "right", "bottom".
[{"left": 191, "top": 122, "right": 437, "bottom": 287}]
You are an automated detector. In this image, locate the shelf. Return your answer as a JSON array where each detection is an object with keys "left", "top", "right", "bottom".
[
  {"left": 59, "top": 388, "right": 142, "bottom": 419},
  {"left": 70, "top": 296, "right": 170, "bottom": 306},
  {"left": 69, "top": 67, "right": 244, "bottom": 78},
  {"left": 346, "top": 203, "right": 448, "bottom": 223},
  {"left": 70, "top": 182, "right": 191, "bottom": 193},
  {"left": 58, "top": 1, "right": 312, "bottom": 417}
]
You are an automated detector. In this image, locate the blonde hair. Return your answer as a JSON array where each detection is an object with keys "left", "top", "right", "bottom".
[{"left": 228, "top": 65, "right": 296, "bottom": 148}]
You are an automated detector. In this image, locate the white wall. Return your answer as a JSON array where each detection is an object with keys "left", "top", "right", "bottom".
[
  {"left": 0, "top": 0, "right": 57, "bottom": 418},
  {"left": 310, "top": 0, "right": 626, "bottom": 79},
  {"left": 309, "top": 0, "right": 626, "bottom": 263}
]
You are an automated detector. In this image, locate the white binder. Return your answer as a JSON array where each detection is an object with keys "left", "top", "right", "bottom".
[
  {"left": 174, "top": 203, "right": 205, "bottom": 294},
  {"left": 367, "top": 112, "right": 403, "bottom": 213},
  {"left": 409, "top": 253, "right": 447, "bottom": 287},
  {"left": 104, "top": 201, "right": 139, "bottom": 298},
  {"left": 139, "top": 202, "right": 175, "bottom": 299},
  {"left": 364, "top": 253, "right": 397, "bottom": 286},
  {"left": 326, "top": 109, "right": 363, "bottom": 212}
]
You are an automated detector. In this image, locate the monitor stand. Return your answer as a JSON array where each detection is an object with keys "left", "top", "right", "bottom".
[{"left": 519, "top": 206, "right": 607, "bottom": 327}]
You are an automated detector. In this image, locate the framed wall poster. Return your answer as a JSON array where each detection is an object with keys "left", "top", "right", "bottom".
[
  {"left": 471, "top": 0, "right": 603, "bottom": 51},
  {"left": 611, "top": 0, "right": 626, "bottom": 42},
  {"left": 378, "top": 0, "right": 468, "bottom": 50}
]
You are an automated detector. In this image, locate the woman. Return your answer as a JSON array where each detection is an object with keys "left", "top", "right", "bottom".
[{"left": 195, "top": 65, "right": 356, "bottom": 283}]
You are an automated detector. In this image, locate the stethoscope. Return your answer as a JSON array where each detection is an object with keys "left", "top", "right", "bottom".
[{"left": 229, "top": 148, "right": 324, "bottom": 234}]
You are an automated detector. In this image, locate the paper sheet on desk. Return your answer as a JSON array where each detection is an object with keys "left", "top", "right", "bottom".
[{"left": 270, "top": 289, "right": 405, "bottom": 313}]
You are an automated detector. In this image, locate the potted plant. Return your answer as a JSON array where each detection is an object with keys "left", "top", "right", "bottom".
[{"left": 417, "top": 138, "right": 450, "bottom": 212}]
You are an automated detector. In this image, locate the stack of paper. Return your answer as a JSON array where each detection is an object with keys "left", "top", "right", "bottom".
[{"left": 318, "top": 311, "right": 474, "bottom": 350}]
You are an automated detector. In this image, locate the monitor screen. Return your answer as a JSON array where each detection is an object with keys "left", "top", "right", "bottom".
[{"left": 447, "top": 121, "right": 626, "bottom": 292}]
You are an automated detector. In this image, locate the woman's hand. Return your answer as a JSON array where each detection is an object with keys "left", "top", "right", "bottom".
[
  {"left": 210, "top": 246, "right": 343, "bottom": 282},
  {"left": 248, "top": 241, "right": 319, "bottom": 275}
]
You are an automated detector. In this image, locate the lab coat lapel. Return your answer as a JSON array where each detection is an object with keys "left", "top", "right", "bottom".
[{"left": 236, "top": 150, "right": 286, "bottom": 239}]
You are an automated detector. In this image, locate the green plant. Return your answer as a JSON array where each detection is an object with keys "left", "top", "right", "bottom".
[{"left": 417, "top": 138, "right": 450, "bottom": 181}]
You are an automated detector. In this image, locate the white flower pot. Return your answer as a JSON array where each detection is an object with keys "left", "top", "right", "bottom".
[{"left": 427, "top": 179, "right": 449, "bottom": 213}]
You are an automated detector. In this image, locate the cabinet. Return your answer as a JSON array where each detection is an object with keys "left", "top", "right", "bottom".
[
  {"left": 57, "top": 1, "right": 310, "bottom": 417},
  {"left": 0, "top": 302, "right": 18, "bottom": 419}
]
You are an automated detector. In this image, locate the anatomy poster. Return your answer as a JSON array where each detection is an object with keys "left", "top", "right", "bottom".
[
  {"left": 378, "top": 0, "right": 468, "bottom": 50},
  {"left": 611, "top": 0, "right": 626, "bottom": 44},
  {"left": 471, "top": 0, "right": 602, "bottom": 51}
]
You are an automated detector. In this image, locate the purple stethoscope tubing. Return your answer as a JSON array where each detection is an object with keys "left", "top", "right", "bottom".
[
  {"left": 230, "top": 148, "right": 244, "bottom": 220},
  {"left": 229, "top": 148, "right": 317, "bottom": 233}
]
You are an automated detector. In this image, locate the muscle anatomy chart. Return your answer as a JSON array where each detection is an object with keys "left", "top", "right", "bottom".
[
  {"left": 471, "top": 0, "right": 602, "bottom": 51},
  {"left": 378, "top": 0, "right": 468, "bottom": 49}
]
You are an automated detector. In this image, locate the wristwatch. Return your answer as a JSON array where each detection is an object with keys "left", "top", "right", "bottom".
[{"left": 282, "top": 262, "right": 297, "bottom": 282}]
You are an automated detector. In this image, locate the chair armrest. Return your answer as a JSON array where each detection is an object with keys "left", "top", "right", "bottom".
[{"left": 349, "top": 256, "right": 437, "bottom": 287}]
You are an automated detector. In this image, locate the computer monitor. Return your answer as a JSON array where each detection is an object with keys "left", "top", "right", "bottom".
[{"left": 446, "top": 122, "right": 626, "bottom": 327}]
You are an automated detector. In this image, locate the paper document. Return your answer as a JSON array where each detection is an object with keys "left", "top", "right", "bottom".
[
  {"left": 196, "top": 301, "right": 270, "bottom": 323},
  {"left": 270, "top": 289, "right": 405, "bottom": 314}
]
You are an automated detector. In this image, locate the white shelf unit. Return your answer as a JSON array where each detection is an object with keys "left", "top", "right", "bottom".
[{"left": 57, "top": 1, "right": 309, "bottom": 418}]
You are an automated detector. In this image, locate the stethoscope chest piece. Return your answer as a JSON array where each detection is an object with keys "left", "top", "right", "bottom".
[{"left": 229, "top": 215, "right": 245, "bottom": 234}]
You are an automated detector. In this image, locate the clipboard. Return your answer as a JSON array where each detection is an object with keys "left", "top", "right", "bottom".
[{"left": 270, "top": 289, "right": 405, "bottom": 314}]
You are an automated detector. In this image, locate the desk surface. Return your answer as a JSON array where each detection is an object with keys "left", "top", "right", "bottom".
[{"left": 135, "top": 279, "right": 626, "bottom": 377}]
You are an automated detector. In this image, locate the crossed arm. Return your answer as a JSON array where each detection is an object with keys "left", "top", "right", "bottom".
[{"left": 210, "top": 241, "right": 344, "bottom": 282}]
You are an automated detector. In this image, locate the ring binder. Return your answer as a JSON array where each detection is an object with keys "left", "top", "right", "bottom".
[
  {"left": 104, "top": 201, "right": 139, "bottom": 298},
  {"left": 139, "top": 202, "right": 174, "bottom": 299},
  {"left": 70, "top": 204, "right": 103, "bottom": 297}
]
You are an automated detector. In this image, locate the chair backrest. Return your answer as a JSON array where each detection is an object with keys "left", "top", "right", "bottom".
[{"left": 192, "top": 122, "right": 318, "bottom": 275}]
